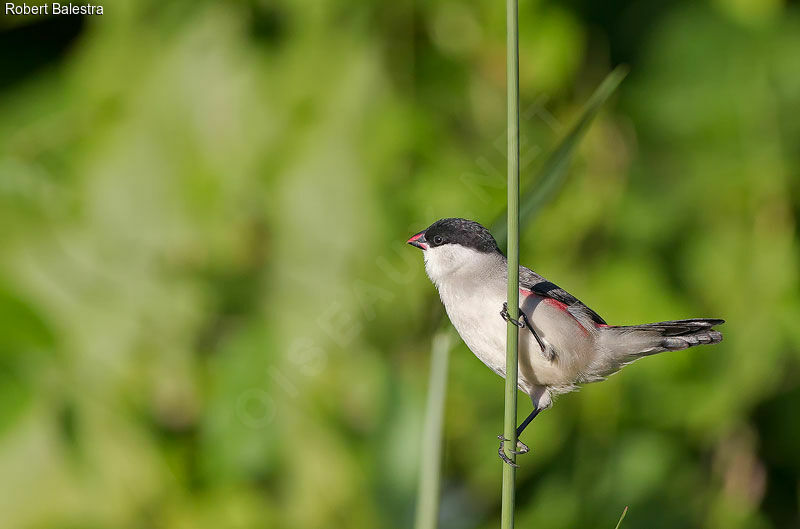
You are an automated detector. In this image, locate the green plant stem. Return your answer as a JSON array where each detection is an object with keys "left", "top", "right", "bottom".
[
  {"left": 501, "top": 0, "right": 520, "bottom": 527},
  {"left": 413, "top": 332, "right": 453, "bottom": 529},
  {"left": 613, "top": 506, "right": 629, "bottom": 529}
]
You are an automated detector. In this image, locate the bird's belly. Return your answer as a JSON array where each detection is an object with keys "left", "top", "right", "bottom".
[{"left": 444, "top": 293, "right": 505, "bottom": 369}]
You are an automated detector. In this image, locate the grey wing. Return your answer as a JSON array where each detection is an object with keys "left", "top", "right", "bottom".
[{"left": 518, "top": 266, "right": 607, "bottom": 326}]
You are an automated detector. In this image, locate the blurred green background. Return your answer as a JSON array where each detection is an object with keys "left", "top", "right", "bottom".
[{"left": 1, "top": 0, "right": 800, "bottom": 528}]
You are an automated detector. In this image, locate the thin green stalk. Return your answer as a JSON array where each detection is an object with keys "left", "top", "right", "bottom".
[
  {"left": 501, "top": 0, "right": 520, "bottom": 527},
  {"left": 613, "top": 506, "right": 629, "bottom": 529},
  {"left": 413, "top": 333, "right": 453, "bottom": 529}
]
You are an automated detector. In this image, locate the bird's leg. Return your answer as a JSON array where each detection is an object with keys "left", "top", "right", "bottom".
[
  {"left": 497, "top": 407, "right": 541, "bottom": 467},
  {"left": 500, "top": 302, "right": 524, "bottom": 328},
  {"left": 501, "top": 303, "right": 554, "bottom": 361},
  {"left": 517, "top": 311, "right": 555, "bottom": 361},
  {"left": 513, "top": 407, "right": 540, "bottom": 454},
  {"left": 497, "top": 303, "right": 548, "bottom": 467}
]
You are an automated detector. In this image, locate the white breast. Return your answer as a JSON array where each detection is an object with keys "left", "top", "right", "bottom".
[{"left": 438, "top": 276, "right": 509, "bottom": 377}]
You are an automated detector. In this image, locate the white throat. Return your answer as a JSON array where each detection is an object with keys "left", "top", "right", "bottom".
[{"left": 423, "top": 244, "right": 503, "bottom": 289}]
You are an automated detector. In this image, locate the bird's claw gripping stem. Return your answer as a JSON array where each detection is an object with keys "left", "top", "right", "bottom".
[
  {"left": 500, "top": 302, "right": 524, "bottom": 328},
  {"left": 501, "top": 302, "right": 551, "bottom": 359},
  {"left": 497, "top": 435, "right": 530, "bottom": 467}
]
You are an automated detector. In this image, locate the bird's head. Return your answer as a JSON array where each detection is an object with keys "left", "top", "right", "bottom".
[{"left": 407, "top": 218, "right": 501, "bottom": 284}]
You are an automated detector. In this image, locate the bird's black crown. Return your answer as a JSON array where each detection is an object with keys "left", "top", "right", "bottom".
[{"left": 424, "top": 218, "right": 499, "bottom": 253}]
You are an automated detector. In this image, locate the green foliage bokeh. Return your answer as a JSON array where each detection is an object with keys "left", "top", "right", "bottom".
[{"left": 1, "top": 1, "right": 799, "bottom": 528}]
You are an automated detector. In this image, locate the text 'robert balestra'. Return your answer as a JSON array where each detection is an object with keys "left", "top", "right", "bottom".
[{"left": 5, "top": 3, "right": 104, "bottom": 15}]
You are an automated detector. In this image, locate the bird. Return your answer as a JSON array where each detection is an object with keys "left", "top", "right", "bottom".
[{"left": 407, "top": 217, "right": 724, "bottom": 466}]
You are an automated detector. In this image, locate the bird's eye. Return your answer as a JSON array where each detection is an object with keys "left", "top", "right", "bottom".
[{"left": 433, "top": 235, "right": 444, "bottom": 245}]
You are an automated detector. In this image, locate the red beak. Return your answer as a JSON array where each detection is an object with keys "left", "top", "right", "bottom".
[{"left": 407, "top": 231, "right": 428, "bottom": 250}]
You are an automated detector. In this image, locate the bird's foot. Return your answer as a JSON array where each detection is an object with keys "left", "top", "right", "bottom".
[
  {"left": 497, "top": 435, "right": 530, "bottom": 467},
  {"left": 500, "top": 302, "right": 524, "bottom": 328}
]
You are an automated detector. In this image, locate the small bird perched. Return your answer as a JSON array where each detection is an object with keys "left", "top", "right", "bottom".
[{"left": 408, "top": 218, "right": 724, "bottom": 466}]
